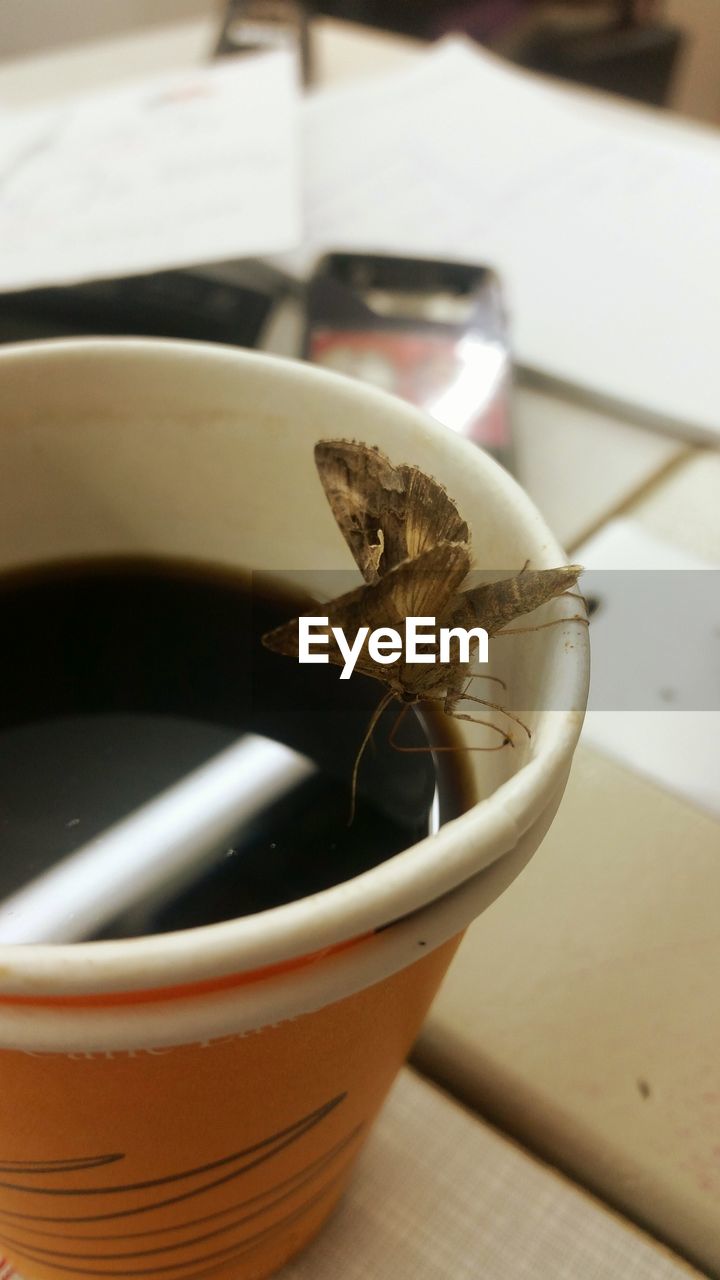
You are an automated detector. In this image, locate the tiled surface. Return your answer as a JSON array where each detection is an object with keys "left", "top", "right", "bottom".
[
  {"left": 414, "top": 386, "right": 720, "bottom": 1278},
  {"left": 415, "top": 745, "right": 720, "bottom": 1275},
  {"left": 415, "top": 418, "right": 720, "bottom": 1270},
  {"left": 511, "top": 385, "right": 688, "bottom": 551},
  {"left": 281, "top": 1069, "right": 703, "bottom": 1279},
  {"left": 627, "top": 451, "right": 720, "bottom": 562}
]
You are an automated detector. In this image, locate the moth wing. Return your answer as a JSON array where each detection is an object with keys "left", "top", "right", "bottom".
[
  {"left": 261, "top": 581, "right": 400, "bottom": 688},
  {"left": 261, "top": 580, "right": 369, "bottom": 664},
  {"left": 313, "top": 440, "right": 400, "bottom": 585},
  {"left": 356, "top": 542, "right": 471, "bottom": 698},
  {"left": 366, "top": 542, "right": 472, "bottom": 629},
  {"left": 401, "top": 467, "right": 470, "bottom": 565},
  {"left": 262, "top": 542, "right": 470, "bottom": 684},
  {"left": 260, "top": 612, "right": 306, "bottom": 660},
  {"left": 314, "top": 439, "right": 469, "bottom": 583},
  {"left": 456, "top": 565, "right": 582, "bottom": 635}
]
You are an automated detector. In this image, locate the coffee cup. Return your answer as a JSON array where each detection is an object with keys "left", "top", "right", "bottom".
[{"left": 0, "top": 339, "right": 589, "bottom": 1280}]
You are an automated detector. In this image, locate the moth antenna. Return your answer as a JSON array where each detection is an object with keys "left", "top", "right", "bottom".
[
  {"left": 348, "top": 689, "right": 396, "bottom": 826},
  {"left": 494, "top": 614, "right": 589, "bottom": 638},
  {"left": 457, "top": 693, "right": 531, "bottom": 740}
]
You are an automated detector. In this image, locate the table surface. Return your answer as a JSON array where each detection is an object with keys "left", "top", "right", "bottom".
[
  {"left": 0, "top": 11, "right": 718, "bottom": 1280},
  {"left": 280, "top": 1068, "right": 703, "bottom": 1280}
]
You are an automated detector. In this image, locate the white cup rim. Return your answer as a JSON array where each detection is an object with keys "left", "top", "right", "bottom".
[{"left": 0, "top": 338, "right": 589, "bottom": 997}]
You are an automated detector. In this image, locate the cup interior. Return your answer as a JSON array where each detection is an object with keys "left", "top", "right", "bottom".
[{"left": 0, "top": 339, "right": 589, "bottom": 994}]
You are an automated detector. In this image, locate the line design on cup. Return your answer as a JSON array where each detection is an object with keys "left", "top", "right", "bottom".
[
  {"left": 0, "top": 1128, "right": 363, "bottom": 1273},
  {"left": 0, "top": 1157, "right": 123, "bottom": 1176},
  {"left": 4, "top": 1168, "right": 346, "bottom": 1278},
  {"left": 0, "top": 1094, "right": 346, "bottom": 1225},
  {"left": 0, "top": 1126, "right": 365, "bottom": 1244}
]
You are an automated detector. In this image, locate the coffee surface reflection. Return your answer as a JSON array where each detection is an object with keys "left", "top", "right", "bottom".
[{"left": 0, "top": 560, "right": 468, "bottom": 943}]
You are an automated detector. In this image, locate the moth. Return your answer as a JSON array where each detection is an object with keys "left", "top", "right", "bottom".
[{"left": 263, "top": 439, "right": 586, "bottom": 811}]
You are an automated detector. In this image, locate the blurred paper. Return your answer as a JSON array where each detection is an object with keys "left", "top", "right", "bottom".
[
  {"left": 578, "top": 518, "right": 720, "bottom": 819},
  {"left": 297, "top": 40, "right": 720, "bottom": 442},
  {"left": 0, "top": 50, "right": 300, "bottom": 290}
]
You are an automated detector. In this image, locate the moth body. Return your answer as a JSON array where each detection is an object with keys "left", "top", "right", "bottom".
[{"left": 261, "top": 439, "right": 586, "bottom": 810}]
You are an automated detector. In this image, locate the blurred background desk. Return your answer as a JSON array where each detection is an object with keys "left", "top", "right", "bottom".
[{"left": 0, "top": 7, "right": 719, "bottom": 1277}]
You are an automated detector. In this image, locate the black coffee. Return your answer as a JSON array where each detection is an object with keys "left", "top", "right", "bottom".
[{"left": 0, "top": 558, "right": 470, "bottom": 942}]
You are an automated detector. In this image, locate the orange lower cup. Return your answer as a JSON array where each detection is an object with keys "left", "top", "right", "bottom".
[{"left": 0, "top": 936, "right": 460, "bottom": 1280}]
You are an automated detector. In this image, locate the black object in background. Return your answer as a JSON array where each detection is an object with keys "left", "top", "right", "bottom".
[
  {"left": 312, "top": 2, "right": 684, "bottom": 109},
  {"left": 305, "top": 252, "right": 514, "bottom": 472},
  {"left": 214, "top": 0, "right": 311, "bottom": 83},
  {"left": 0, "top": 262, "right": 289, "bottom": 350},
  {"left": 309, "top": 0, "right": 443, "bottom": 40},
  {"left": 516, "top": 17, "right": 684, "bottom": 108}
]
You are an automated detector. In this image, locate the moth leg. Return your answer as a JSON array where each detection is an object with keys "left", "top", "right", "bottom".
[
  {"left": 387, "top": 697, "right": 456, "bottom": 754},
  {"left": 564, "top": 590, "right": 590, "bottom": 611},
  {"left": 452, "top": 692, "right": 531, "bottom": 740},
  {"left": 388, "top": 700, "right": 416, "bottom": 751},
  {"left": 349, "top": 689, "right": 396, "bottom": 825},
  {"left": 443, "top": 709, "right": 515, "bottom": 749},
  {"left": 388, "top": 696, "right": 512, "bottom": 754},
  {"left": 391, "top": 709, "right": 513, "bottom": 754},
  {"left": 391, "top": 736, "right": 513, "bottom": 754},
  {"left": 457, "top": 673, "right": 509, "bottom": 708},
  {"left": 462, "top": 672, "right": 508, "bottom": 692},
  {"left": 493, "top": 614, "right": 589, "bottom": 637}
]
